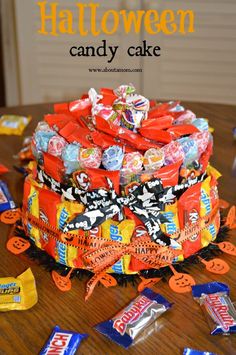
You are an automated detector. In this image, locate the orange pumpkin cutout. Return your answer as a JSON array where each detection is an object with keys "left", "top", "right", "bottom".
[
  {"left": 198, "top": 257, "right": 230, "bottom": 274},
  {"left": 6, "top": 237, "right": 30, "bottom": 255},
  {"left": 219, "top": 199, "right": 230, "bottom": 209},
  {"left": 225, "top": 206, "right": 236, "bottom": 229},
  {"left": 168, "top": 265, "right": 196, "bottom": 293},
  {"left": 1, "top": 209, "right": 21, "bottom": 224},
  {"left": 99, "top": 274, "right": 117, "bottom": 288},
  {"left": 213, "top": 242, "right": 236, "bottom": 256},
  {"left": 138, "top": 277, "right": 162, "bottom": 292},
  {"left": 51, "top": 269, "right": 73, "bottom": 292}
]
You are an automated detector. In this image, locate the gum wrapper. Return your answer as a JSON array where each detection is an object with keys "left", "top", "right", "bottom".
[
  {"left": 0, "top": 180, "right": 16, "bottom": 212},
  {"left": 192, "top": 282, "right": 236, "bottom": 335},
  {"left": 0, "top": 115, "right": 31, "bottom": 135},
  {"left": 40, "top": 326, "right": 88, "bottom": 355},
  {"left": 95, "top": 288, "right": 172, "bottom": 349},
  {"left": 183, "top": 348, "right": 217, "bottom": 355},
  {"left": 0, "top": 268, "right": 37, "bottom": 311}
]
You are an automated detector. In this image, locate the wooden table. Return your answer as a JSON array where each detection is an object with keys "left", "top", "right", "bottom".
[{"left": 0, "top": 102, "right": 235, "bottom": 355}]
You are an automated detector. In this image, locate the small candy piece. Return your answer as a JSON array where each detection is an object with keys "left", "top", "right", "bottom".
[
  {"left": 102, "top": 145, "right": 124, "bottom": 170},
  {"left": 178, "top": 137, "right": 199, "bottom": 165},
  {"left": 183, "top": 348, "right": 217, "bottom": 355},
  {"left": 79, "top": 147, "right": 102, "bottom": 169},
  {"left": 0, "top": 268, "right": 37, "bottom": 311},
  {"left": 35, "top": 121, "right": 51, "bottom": 132},
  {"left": 0, "top": 181, "right": 16, "bottom": 212},
  {"left": 48, "top": 135, "right": 67, "bottom": 157},
  {"left": 233, "top": 127, "right": 236, "bottom": 141},
  {"left": 122, "top": 152, "right": 143, "bottom": 174},
  {"left": 95, "top": 288, "right": 172, "bottom": 349},
  {"left": 40, "top": 326, "right": 88, "bottom": 355},
  {"left": 120, "top": 94, "right": 150, "bottom": 131},
  {"left": 0, "top": 115, "right": 31, "bottom": 135},
  {"left": 62, "top": 143, "right": 80, "bottom": 174},
  {"left": 143, "top": 148, "right": 164, "bottom": 171},
  {"left": 174, "top": 110, "right": 196, "bottom": 125},
  {"left": 192, "top": 131, "right": 210, "bottom": 156},
  {"left": 34, "top": 130, "right": 56, "bottom": 152},
  {"left": 161, "top": 141, "right": 184, "bottom": 165},
  {"left": 192, "top": 282, "right": 236, "bottom": 335},
  {"left": 192, "top": 118, "right": 209, "bottom": 132},
  {"left": 114, "top": 84, "right": 136, "bottom": 98}
]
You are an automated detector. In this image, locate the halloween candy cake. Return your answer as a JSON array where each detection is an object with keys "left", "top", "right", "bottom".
[{"left": 8, "top": 84, "right": 235, "bottom": 299}]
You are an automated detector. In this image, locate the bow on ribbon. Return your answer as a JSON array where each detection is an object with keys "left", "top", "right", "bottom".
[
  {"left": 82, "top": 238, "right": 181, "bottom": 300},
  {"left": 37, "top": 167, "right": 206, "bottom": 248}
]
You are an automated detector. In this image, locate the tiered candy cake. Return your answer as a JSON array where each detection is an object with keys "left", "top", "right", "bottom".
[{"left": 21, "top": 84, "right": 223, "bottom": 297}]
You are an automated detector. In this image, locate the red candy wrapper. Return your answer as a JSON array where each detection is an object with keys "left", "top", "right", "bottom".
[{"left": 95, "top": 288, "right": 172, "bottom": 349}]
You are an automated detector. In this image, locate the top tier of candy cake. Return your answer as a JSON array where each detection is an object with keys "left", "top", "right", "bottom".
[{"left": 22, "top": 84, "right": 220, "bottom": 274}]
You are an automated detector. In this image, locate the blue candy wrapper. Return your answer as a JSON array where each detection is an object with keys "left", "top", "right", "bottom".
[
  {"left": 192, "top": 282, "right": 236, "bottom": 335},
  {"left": 0, "top": 180, "right": 16, "bottom": 212},
  {"left": 95, "top": 288, "right": 172, "bottom": 349},
  {"left": 183, "top": 348, "right": 217, "bottom": 355},
  {"left": 40, "top": 326, "right": 87, "bottom": 355}
]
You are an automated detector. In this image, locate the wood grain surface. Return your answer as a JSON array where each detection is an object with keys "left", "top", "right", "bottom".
[{"left": 0, "top": 102, "right": 235, "bottom": 355}]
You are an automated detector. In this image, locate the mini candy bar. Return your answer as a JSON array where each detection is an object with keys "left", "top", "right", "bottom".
[
  {"left": 40, "top": 326, "right": 87, "bottom": 355},
  {"left": 192, "top": 282, "right": 236, "bottom": 335},
  {"left": 95, "top": 288, "right": 172, "bottom": 349},
  {"left": 0, "top": 115, "right": 31, "bottom": 135},
  {"left": 0, "top": 268, "right": 37, "bottom": 311},
  {"left": 0, "top": 180, "right": 16, "bottom": 212},
  {"left": 183, "top": 348, "right": 217, "bottom": 355}
]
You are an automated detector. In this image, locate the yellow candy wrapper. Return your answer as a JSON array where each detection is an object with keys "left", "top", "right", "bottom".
[
  {"left": 0, "top": 115, "right": 31, "bottom": 135},
  {"left": 101, "top": 219, "right": 135, "bottom": 274},
  {"left": 0, "top": 268, "right": 38, "bottom": 311}
]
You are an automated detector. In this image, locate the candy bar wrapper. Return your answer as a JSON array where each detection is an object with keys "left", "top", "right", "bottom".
[
  {"left": 101, "top": 219, "right": 135, "bottom": 274},
  {"left": 0, "top": 115, "right": 31, "bottom": 135},
  {"left": 0, "top": 180, "right": 16, "bottom": 212},
  {"left": 192, "top": 282, "right": 236, "bottom": 335},
  {"left": 200, "top": 176, "right": 218, "bottom": 247},
  {"left": 40, "top": 326, "right": 87, "bottom": 355},
  {"left": 55, "top": 200, "right": 84, "bottom": 268},
  {"left": 95, "top": 288, "right": 172, "bottom": 349},
  {"left": 0, "top": 268, "right": 37, "bottom": 311},
  {"left": 183, "top": 348, "right": 217, "bottom": 355}
]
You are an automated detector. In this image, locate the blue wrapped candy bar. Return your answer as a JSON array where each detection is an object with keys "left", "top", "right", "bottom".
[
  {"left": 40, "top": 326, "right": 87, "bottom": 355},
  {"left": 95, "top": 288, "right": 172, "bottom": 349},
  {"left": 192, "top": 282, "right": 236, "bottom": 335},
  {"left": 0, "top": 180, "right": 16, "bottom": 212},
  {"left": 183, "top": 348, "right": 217, "bottom": 355}
]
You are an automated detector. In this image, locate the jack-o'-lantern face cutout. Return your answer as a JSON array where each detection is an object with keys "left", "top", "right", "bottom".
[
  {"left": 138, "top": 277, "right": 161, "bottom": 292},
  {"left": 225, "top": 206, "right": 236, "bottom": 229},
  {"left": 0, "top": 209, "right": 21, "bottom": 224},
  {"left": 200, "top": 258, "right": 230, "bottom": 274},
  {"left": 6, "top": 237, "right": 30, "bottom": 255},
  {"left": 169, "top": 273, "right": 196, "bottom": 293},
  {"left": 100, "top": 274, "right": 117, "bottom": 288},
  {"left": 217, "top": 242, "right": 236, "bottom": 256},
  {"left": 51, "top": 270, "right": 71, "bottom": 292}
]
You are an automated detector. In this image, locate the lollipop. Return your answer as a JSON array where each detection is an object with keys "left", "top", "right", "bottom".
[
  {"left": 62, "top": 143, "right": 80, "bottom": 174},
  {"left": 143, "top": 148, "right": 164, "bottom": 171},
  {"left": 192, "top": 118, "right": 209, "bottom": 132},
  {"left": 47, "top": 135, "right": 67, "bottom": 157},
  {"left": 102, "top": 146, "right": 124, "bottom": 171},
  {"left": 174, "top": 110, "right": 196, "bottom": 125},
  {"left": 122, "top": 152, "right": 143, "bottom": 174},
  {"left": 34, "top": 130, "right": 56, "bottom": 152},
  {"left": 178, "top": 137, "right": 198, "bottom": 166},
  {"left": 79, "top": 147, "right": 102, "bottom": 169},
  {"left": 161, "top": 141, "right": 185, "bottom": 165},
  {"left": 119, "top": 94, "right": 150, "bottom": 131},
  {"left": 192, "top": 131, "right": 210, "bottom": 156}
]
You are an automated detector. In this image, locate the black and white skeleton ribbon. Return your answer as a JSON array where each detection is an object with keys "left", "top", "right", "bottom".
[{"left": 37, "top": 167, "right": 206, "bottom": 247}]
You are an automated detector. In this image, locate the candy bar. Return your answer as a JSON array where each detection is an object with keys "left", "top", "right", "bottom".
[{"left": 95, "top": 288, "right": 172, "bottom": 348}]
